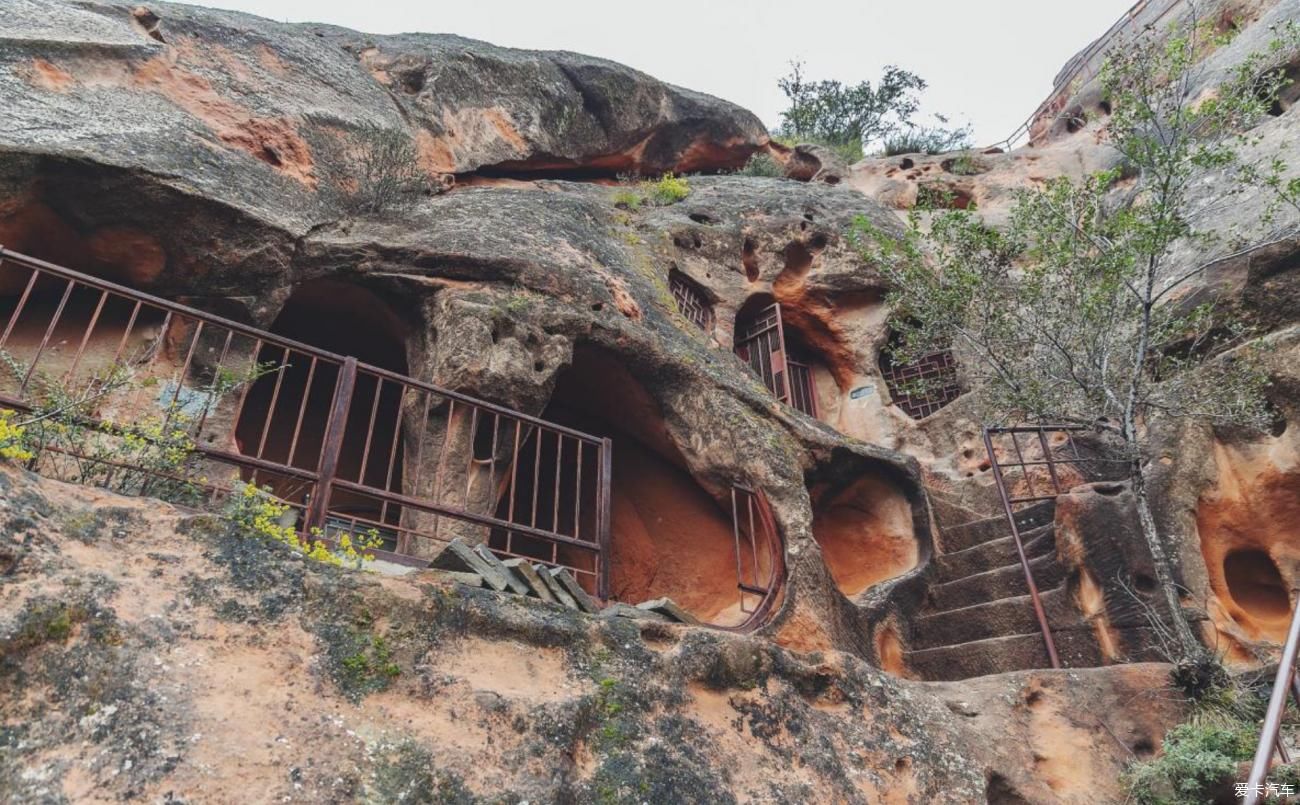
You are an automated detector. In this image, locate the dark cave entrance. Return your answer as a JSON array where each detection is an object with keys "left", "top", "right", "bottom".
[
  {"left": 490, "top": 346, "right": 772, "bottom": 625},
  {"left": 1224, "top": 548, "right": 1291, "bottom": 641},
  {"left": 234, "top": 279, "right": 409, "bottom": 534}
]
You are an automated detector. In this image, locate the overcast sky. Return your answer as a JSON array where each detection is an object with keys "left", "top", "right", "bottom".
[{"left": 173, "top": 0, "right": 1136, "bottom": 145}]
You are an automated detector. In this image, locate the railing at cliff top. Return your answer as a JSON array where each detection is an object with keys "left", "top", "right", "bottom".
[
  {"left": 985, "top": 0, "right": 1186, "bottom": 152},
  {"left": 0, "top": 246, "right": 613, "bottom": 597}
]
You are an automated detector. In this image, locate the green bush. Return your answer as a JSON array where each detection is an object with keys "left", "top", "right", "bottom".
[
  {"left": 646, "top": 173, "right": 689, "bottom": 205},
  {"left": 609, "top": 173, "right": 689, "bottom": 209},
  {"left": 1122, "top": 722, "right": 1256, "bottom": 805},
  {"left": 882, "top": 122, "right": 973, "bottom": 156},
  {"left": 736, "top": 151, "right": 784, "bottom": 178},
  {"left": 612, "top": 189, "right": 642, "bottom": 210}
]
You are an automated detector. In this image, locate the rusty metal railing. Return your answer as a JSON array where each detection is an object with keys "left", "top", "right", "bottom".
[
  {"left": 730, "top": 484, "right": 785, "bottom": 630},
  {"left": 982, "top": 425, "right": 1102, "bottom": 669},
  {"left": 0, "top": 246, "right": 613, "bottom": 596},
  {"left": 1244, "top": 600, "right": 1300, "bottom": 803}
]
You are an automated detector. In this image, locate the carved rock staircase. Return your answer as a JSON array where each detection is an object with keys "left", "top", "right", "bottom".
[{"left": 905, "top": 499, "right": 1104, "bottom": 681}]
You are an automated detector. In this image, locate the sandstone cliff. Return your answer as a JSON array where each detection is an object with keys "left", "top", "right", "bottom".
[{"left": 2, "top": 0, "right": 1300, "bottom": 802}]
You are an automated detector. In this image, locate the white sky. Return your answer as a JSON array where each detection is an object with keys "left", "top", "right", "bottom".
[{"left": 172, "top": 0, "right": 1137, "bottom": 144}]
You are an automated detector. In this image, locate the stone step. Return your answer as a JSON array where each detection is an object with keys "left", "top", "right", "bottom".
[
  {"left": 904, "top": 627, "right": 1104, "bottom": 681},
  {"left": 910, "top": 587, "right": 1084, "bottom": 650},
  {"left": 934, "top": 524, "right": 1056, "bottom": 583},
  {"left": 938, "top": 499, "right": 1056, "bottom": 553},
  {"left": 928, "top": 552, "right": 1067, "bottom": 613}
]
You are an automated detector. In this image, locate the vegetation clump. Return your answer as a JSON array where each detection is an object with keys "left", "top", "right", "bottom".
[
  {"left": 612, "top": 173, "right": 691, "bottom": 209},
  {"left": 314, "top": 122, "right": 443, "bottom": 215},
  {"left": 224, "top": 482, "right": 382, "bottom": 568},
  {"left": 736, "top": 150, "right": 784, "bottom": 177},
  {"left": 775, "top": 60, "right": 971, "bottom": 161}
]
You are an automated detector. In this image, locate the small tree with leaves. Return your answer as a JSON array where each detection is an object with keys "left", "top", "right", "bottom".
[
  {"left": 854, "top": 12, "right": 1300, "bottom": 676},
  {"left": 776, "top": 61, "right": 926, "bottom": 162}
]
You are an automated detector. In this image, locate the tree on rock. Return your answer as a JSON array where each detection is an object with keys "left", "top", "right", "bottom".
[{"left": 776, "top": 61, "right": 971, "bottom": 162}]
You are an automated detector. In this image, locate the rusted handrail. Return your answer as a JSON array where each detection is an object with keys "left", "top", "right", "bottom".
[
  {"left": 983, "top": 426, "right": 1062, "bottom": 668},
  {"left": 981, "top": 424, "right": 1105, "bottom": 669},
  {"left": 0, "top": 245, "right": 612, "bottom": 593},
  {"left": 1244, "top": 599, "right": 1300, "bottom": 804}
]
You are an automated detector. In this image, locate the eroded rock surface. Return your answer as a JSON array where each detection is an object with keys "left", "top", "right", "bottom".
[{"left": 0, "top": 467, "right": 1185, "bottom": 803}]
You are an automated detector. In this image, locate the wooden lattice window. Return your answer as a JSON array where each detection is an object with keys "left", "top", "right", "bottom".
[
  {"left": 880, "top": 339, "right": 961, "bottom": 419},
  {"left": 669, "top": 270, "right": 713, "bottom": 331}
]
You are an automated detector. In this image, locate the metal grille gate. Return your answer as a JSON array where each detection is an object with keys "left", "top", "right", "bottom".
[
  {"left": 734, "top": 302, "right": 817, "bottom": 418},
  {"left": 730, "top": 484, "right": 785, "bottom": 629}
]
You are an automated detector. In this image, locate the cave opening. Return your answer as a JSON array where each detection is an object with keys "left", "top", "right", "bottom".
[
  {"left": 1224, "top": 549, "right": 1291, "bottom": 639},
  {"left": 491, "top": 346, "right": 776, "bottom": 625},
  {"left": 733, "top": 294, "right": 822, "bottom": 419},
  {"left": 233, "top": 279, "right": 410, "bottom": 537},
  {"left": 810, "top": 472, "right": 918, "bottom": 598}
]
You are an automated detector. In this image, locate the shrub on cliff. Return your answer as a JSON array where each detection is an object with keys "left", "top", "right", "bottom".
[{"left": 314, "top": 123, "right": 440, "bottom": 215}]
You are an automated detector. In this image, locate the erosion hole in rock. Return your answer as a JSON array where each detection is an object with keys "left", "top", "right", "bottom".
[
  {"left": 1264, "top": 61, "right": 1300, "bottom": 117},
  {"left": 986, "top": 773, "right": 1031, "bottom": 805},
  {"left": 1199, "top": 446, "right": 1300, "bottom": 644},
  {"left": 810, "top": 473, "right": 917, "bottom": 598},
  {"left": 493, "top": 346, "right": 778, "bottom": 626},
  {"left": 0, "top": 201, "right": 168, "bottom": 288},
  {"left": 1132, "top": 573, "right": 1157, "bottom": 596},
  {"left": 741, "top": 238, "right": 760, "bottom": 282},
  {"left": 899, "top": 157, "right": 915, "bottom": 169},
  {"left": 234, "top": 279, "right": 410, "bottom": 533},
  {"left": 734, "top": 294, "right": 823, "bottom": 419},
  {"left": 916, "top": 183, "right": 974, "bottom": 210},
  {"left": 1224, "top": 549, "right": 1291, "bottom": 633}
]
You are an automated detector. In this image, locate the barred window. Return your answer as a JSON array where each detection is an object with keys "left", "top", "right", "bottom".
[
  {"left": 879, "top": 336, "right": 962, "bottom": 419},
  {"left": 669, "top": 270, "right": 713, "bottom": 331}
]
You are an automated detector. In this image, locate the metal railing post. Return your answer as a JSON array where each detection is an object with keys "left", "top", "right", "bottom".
[
  {"left": 304, "top": 357, "right": 357, "bottom": 536},
  {"left": 596, "top": 437, "right": 613, "bottom": 601},
  {"left": 983, "top": 427, "right": 1061, "bottom": 669},
  {"left": 1244, "top": 597, "right": 1300, "bottom": 804}
]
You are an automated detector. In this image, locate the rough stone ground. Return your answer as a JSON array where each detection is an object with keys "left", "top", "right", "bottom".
[{"left": 0, "top": 465, "right": 1185, "bottom": 804}]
